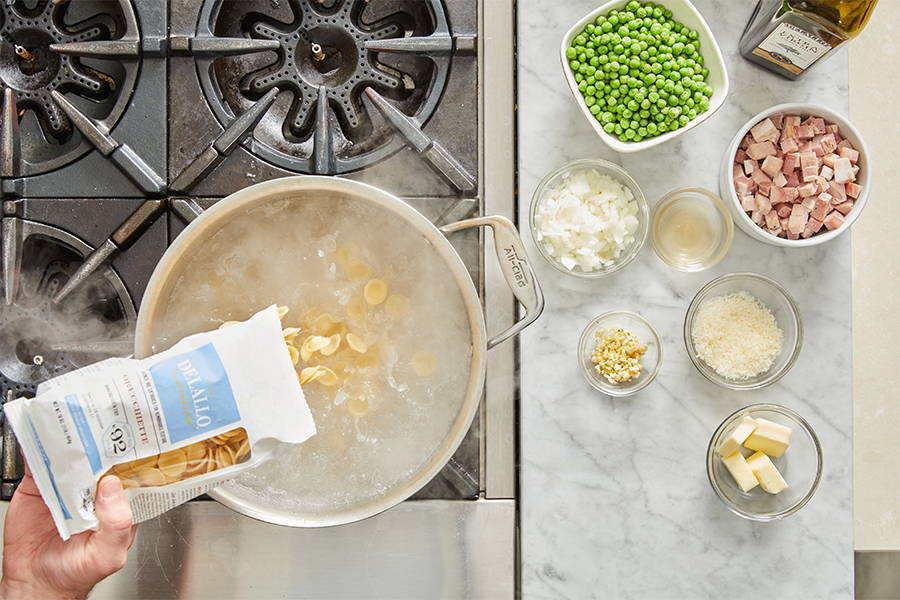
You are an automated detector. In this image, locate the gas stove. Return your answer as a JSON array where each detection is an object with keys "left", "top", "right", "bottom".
[{"left": 0, "top": 0, "right": 518, "bottom": 597}]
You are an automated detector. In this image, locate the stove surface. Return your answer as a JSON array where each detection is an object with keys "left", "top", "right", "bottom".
[{"left": 1, "top": 0, "right": 487, "bottom": 502}]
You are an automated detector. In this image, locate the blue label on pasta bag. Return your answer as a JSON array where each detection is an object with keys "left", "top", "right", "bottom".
[{"left": 149, "top": 343, "right": 240, "bottom": 444}]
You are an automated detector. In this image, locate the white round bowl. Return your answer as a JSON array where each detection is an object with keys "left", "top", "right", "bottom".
[
  {"left": 560, "top": 0, "right": 729, "bottom": 153},
  {"left": 719, "top": 103, "right": 871, "bottom": 247}
]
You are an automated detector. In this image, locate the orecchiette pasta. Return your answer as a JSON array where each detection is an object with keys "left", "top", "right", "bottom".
[{"left": 108, "top": 427, "right": 251, "bottom": 489}]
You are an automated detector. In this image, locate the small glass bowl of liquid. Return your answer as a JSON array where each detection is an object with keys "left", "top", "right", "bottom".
[{"left": 651, "top": 188, "right": 733, "bottom": 272}]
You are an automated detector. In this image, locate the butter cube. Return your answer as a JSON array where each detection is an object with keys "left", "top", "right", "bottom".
[
  {"left": 744, "top": 418, "right": 792, "bottom": 458},
  {"left": 717, "top": 416, "right": 759, "bottom": 457},
  {"left": 721, "top": 451, "right": 759, "bottom": 492},
  {"left": 746, "top": 451, "right": 789, "bottom": 494}
]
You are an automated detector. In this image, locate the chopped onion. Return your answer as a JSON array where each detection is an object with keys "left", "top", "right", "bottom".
[{"left": 534, "top": 169, "right": 639, "bottom": 272}]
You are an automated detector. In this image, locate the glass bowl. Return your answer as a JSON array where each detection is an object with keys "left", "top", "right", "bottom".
[
  {"left": 684, "top": 272, "right": 802, "bottom": 390},
  {"left": 651, "top": 187, "right": 733, "bottom": 272},
  {"left": 529, "top": 159, "right": 649, "bottom": 278},
  {"left": 578, "top": 311, "right": 662, "bottom": 397},
  {"left": 707, "top": 404, "right": 822, "bottom": 521}
]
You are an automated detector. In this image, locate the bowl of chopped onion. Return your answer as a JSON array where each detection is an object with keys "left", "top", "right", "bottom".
[
  {"left": 578, "top": 310, "right": 662, "bottom": 397},
  {"left": 529, "top": 159, "right": 649, "bottom": 278}
]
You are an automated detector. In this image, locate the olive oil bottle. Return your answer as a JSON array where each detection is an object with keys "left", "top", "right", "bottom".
[{"left": 740, "top": 0, "right": 879, "bottom": 79}]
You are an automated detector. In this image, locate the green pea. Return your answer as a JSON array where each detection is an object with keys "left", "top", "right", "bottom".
[
  {"left": 603, "top": 122, "right": 616, "bottom": 133},
  {"left": 647, "top": 122, "right": 658, "bottom": 134},
  {"left": 566, "top": 47, "right": 576, "bottom": 60},
  {"left": 589, "top": 104, "right": 602, "bottom": 115},
  {"left": 569, "top": 60, "right": 580, "bottom": 70}
]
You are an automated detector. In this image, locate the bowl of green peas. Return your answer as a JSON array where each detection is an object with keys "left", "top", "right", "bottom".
[{"left": 561, "top": 0, "right": 729, "bottom": 153}]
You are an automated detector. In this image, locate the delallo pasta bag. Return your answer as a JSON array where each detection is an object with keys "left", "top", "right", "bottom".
[{"left": 3, "top": 305, "right": 316, "bottom": 539}]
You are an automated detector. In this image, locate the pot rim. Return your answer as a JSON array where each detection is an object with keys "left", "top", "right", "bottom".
[{"left": 134, "top": 176, "right": 488, "bottom": 527}]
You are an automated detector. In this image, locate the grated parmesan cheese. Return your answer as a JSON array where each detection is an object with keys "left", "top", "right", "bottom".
[{"left": 691, "top": 291, "right": 783, "bottom": 380}]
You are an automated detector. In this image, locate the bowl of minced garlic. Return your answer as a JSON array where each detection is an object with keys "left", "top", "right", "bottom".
[{"left": 578, "top": 311, "right": 662, "bottom": 396}]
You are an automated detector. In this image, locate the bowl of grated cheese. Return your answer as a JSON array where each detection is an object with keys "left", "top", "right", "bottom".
[
  {"left": 530, "top": 159, "right": 649, "bottom": 277},
  {"left": 683, "top": 273, "right": 802, "bottom": 390}
]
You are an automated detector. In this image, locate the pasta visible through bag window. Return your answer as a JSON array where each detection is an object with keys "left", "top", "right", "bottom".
[{"left": 108, "top": 428, "right": 251, "bottom": 489}]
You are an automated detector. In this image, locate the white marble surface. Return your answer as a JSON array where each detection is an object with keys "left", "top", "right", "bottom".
[{"left": 517, "top": 2, "right": 852, "bottom": 598}]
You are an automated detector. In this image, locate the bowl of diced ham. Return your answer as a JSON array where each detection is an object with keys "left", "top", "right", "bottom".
[{"left": 720, "top": 103, "right": 870, "bottom": 246}]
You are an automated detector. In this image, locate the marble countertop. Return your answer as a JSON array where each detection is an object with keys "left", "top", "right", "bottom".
[{"left": 517, "top": 2, "right": 852, "bottom": 598}]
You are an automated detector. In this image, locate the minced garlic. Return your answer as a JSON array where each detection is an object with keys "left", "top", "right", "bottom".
[{"left": 591, "top": 328, "right": 648, "bottom": 384}]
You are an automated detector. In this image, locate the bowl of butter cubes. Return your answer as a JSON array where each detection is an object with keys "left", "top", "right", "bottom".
[{"left": 706, "top": 404, "right": 822, "bottom": 521}]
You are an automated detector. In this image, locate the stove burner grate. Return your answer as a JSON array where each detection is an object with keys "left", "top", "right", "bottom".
[
  {"left": 193, "top": 0, "right": 453, "bottom": 176},
  {"left": 0, "top": 0, "right": 140, "bottom": 176}
]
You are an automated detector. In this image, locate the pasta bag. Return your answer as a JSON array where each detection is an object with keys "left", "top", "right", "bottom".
[{"left": 3, "top": 305, "right": 316, "bottom": 540}]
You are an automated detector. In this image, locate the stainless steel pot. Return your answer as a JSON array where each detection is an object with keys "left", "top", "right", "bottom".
[{"left": 135, "top": 176, "right": 543, "bottom": 527}]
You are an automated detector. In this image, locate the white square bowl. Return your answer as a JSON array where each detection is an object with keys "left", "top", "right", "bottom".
[{"left": 560, "top": 0, "right": 729, "bottom": 153}]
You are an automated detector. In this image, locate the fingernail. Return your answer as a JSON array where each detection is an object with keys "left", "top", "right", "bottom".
[{"left": 99, "top": 475, "right": 123, "bottom": 502}]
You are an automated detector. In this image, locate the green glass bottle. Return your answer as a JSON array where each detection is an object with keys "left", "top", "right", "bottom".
[{"left": 740, "top": 0, "right": 879, "bottom": 79}]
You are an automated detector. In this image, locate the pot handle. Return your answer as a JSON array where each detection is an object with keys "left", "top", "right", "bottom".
[{"left": 441, "top": 215, "right": 544, "bottom": 349}]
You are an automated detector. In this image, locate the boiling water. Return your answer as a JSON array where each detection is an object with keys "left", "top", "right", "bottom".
[{"left": 148, "top": 193, "right": 475, "bottom": 515}]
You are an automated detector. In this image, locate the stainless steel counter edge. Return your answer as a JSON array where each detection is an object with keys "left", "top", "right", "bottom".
[
  {"left": 482, "top": 0, "right": 518, "bottom": 501},
  {"left": 0, "top": 499, "right": 516, "bottom": 599}
]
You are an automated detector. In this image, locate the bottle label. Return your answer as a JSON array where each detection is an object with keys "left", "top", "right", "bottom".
[{"left": 753, "top": 22, "right": 831, "bottom": 75}]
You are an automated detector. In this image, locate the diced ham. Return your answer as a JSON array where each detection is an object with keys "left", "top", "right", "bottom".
[
  {"left": 773, "top": 172, "right": 787, "bottom": 188},
  {"left": 845, "top": 182, "right": 863, "bottom": 198},
  {"left": 747, "top": 141, "right": 778, "bottom": 160},
  {"left": 798, "top": 182, "right": 817, "bottom": 197},
  {"left": 802, "top": 218, "right": 824, "bottom": 239},
  {"left": 826, "top": 181, "right": 845, "bottom": 203},
  {"left": 819, "top": 133, "right": 838, "bottom": 154},
  {"left": 783, "top": 186, "right": 799, "bottom": 202},
  {"left": 834, "top": 201, "right": 854, "bottom": 215},
  {"left": 751, "top": 118, "right": 780, "bottom": 143},
  {"left": 740, "top": 194, "right": 757, "bottom": 212},
  {"left": 769, "top": 186, "right": 787, "bottom": 205},
  {"left": 823, "top": 211, "right": 845, "bottom": 231},
  {"left": 834, "top": 157, "right": 854, "bottom": 184},
  {"left": 735, "top": 113, "right": 861, "bottom": 240},
  {"left": 734, "top": 176, "right": 756, "bottom": 196},
  {"left": 780, "top": 136, "right": 799, "bottom": 153},
  {"left": 761, "top": 155, "right": 783, "bottom": 178},
  {"left": 788, "top": 204, "right": 809, "bottom": 234},
  {"left": 838, "top": 146, "right": 859, "bottom": 163},
  {"left": 782, "top": 152, "right": 800, "bottom": 174},
  {"left": 743, "top": 159, "right": 758, "bottom": 175},
  {"left": 811, "top": 194, "right": 833, "bottom": 222}
]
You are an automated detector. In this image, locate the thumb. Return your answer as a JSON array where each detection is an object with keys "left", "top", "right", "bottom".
[{"left": 88, "top": 476, "right": 135, "bottom": 576}]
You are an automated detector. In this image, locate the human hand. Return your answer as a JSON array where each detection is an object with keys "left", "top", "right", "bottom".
[{"left": 0, "top": 466, "right": 136, "bottom": 600}]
